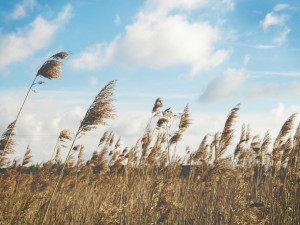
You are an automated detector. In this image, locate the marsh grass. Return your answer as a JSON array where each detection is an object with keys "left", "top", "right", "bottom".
[
  {"left": 0, "top": 69, "right": 299, "bottom": 224},
  {"left": 0, "top": 99, "right": 299, "bottom": 224}
]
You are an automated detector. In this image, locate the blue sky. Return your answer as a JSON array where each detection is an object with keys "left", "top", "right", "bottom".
[{"left": 1, "top": 0, "right": 300, "bottom": 162}]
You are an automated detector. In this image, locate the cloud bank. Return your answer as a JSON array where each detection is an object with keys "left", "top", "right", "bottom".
[{"left": 70, "top": 0, "right": 231, "bottom": 75}]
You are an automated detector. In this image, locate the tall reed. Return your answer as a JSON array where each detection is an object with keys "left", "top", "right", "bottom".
[
  {"left": 41, "top": 80, "right": 117, "bottom": 224},
  {"left": 0, "top": 52, "right": 70, "bottom": 163}
]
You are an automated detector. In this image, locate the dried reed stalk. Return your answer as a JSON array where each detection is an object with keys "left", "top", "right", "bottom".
[
  {"left": 0, "top": 121, "right": 16, "bottom": 167},
  {"left": 50, "top": 129, "right": 72, "bottom": 162},
  {"left": 41, "top": 80, "right": 117, "bottom": 224},
  {"left": 215, "top": 103, "right": 240, "bottom": 162},
  {"left": 0, "top": 52, "right": 70, "bottom": 164}
]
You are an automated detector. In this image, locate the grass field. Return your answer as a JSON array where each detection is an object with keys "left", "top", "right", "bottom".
[{"left": 0, "top": 53, "right": 299, "bottom": 224}]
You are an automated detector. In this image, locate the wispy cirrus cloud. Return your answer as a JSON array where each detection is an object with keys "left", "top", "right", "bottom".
[
  {"left": 274, "top": 27, "right": 291, "bottom": 44},
  {"left": 199, "top": 68, "right": 248, "bottom": 103},
  {"left": 199, "top": 68, "right": 300, "bottom": 103},
  {"left": 273, "top": 4, "right": 294, "bottom": 12},
  {"left": 10, "top": 0, "right": 36, "bottom": 20},
  {"left": 0, "top": 4, "right": 72, "bottom": 70},
  {"left": 114, "top": 14, "right": 121, "bottom": 25}
]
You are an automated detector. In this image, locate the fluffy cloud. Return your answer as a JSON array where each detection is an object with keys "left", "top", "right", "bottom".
[
  {"left": 260, "top": 12, "right": 288, "bottom": 30},
  {"left": 260, "top": 5, "right": 292, "bottom": 45},
  {"left": 0, "top": 4, "right": 72, "bottom": 70},
  {"left": 10, "top": 0, "right": 36, "bottom": 20},
  {"left": 70, "top": 0, "right": 230, "bottom": 75},
  {"left": 199, "top": 68, "right": 248, "bottom": 103}
]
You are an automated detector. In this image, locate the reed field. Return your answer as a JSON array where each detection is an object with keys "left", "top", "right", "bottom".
[{"left": 0, "top": 53, "right": 299, "bottom": 224}]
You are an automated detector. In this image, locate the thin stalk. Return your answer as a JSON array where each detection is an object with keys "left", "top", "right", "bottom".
[
  {"left": 50, "top": 137, "right": 60, "bottom": 162},
  {"left": 41, "top": 99, "right": 93, "bottom": 224},
  {"left": 0, "top": 76, "right": 37, "bottom": 160},
  {"left": 41, "top": 128, "right": 79, "bottom": 225}
]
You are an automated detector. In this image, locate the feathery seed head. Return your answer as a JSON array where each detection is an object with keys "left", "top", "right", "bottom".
[
  {"left": 152, "top": 98, "right": 163, "bottom": 113},
  {"left": 36, "top": 52, "right": 70, "bottom": 80},
  {"left": 79, "top": 80, "right": 117, "bottom": 136}
]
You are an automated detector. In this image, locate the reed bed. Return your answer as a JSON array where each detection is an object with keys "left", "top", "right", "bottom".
[{"left": 0, "top": 53, "right": 299, "bottom": 224}]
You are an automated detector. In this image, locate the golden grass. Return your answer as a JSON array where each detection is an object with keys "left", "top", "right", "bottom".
[
  {"left": 0, "top": 99, "right": 299, "bottom": 224},
  {"left": 0, "top": 54, "right": 299, "bottom": 224}
]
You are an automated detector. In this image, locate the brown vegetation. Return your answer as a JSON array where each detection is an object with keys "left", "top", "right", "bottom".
[{"left": 0, "top": 53, "right": 299, "bottom": 224}]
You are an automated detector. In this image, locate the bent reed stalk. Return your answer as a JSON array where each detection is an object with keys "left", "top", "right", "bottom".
[
  {"left": 0, "top": 52, "right": 70, "bottom": 164},
  {"left": 41, "top": 80, "right": 117, "bottom": 224}
]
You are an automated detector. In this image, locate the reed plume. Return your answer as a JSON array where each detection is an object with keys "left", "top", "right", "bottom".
[
  {"left": 15, "top": 145, "right": 33, "bottom": 193},
  {"left": 0, "top": 121, "right": 16, "bottom": 167},
  {"left": 54, "top": 147, "right": 61, "bottom": 164},
  {"left": 50, "top": 129, "right": 72, "bottom": 162},
  {"left": 215, "top": 103, "right": 240, "bottom": 162},
  {"left": 98, "top": 131, "right": 108, "bottom": 147},
  {"left": 0, "top": 52, "right": 70, "bottom": 164},
  {"left": 22, "top": 145, "right": 33, "bottom": 166},
  {"left": 42, "top": 80, "right": 117, "bottom": 224},
  {"left": 272, "top": 113, "right": 297, "bottom": 165},
  {"left": 152, "top": 98, "right": 163, "bottom": 113}
]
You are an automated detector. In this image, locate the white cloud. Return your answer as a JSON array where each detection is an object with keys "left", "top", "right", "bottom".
[
  {"left": 199, "top": 68, "right": 248, "bottom": 103},
  {"left": 274, "top": 27, "right": 291, "bottom": 44},
  {"left": 255, "top": 45, "right": 276, "bottom": 49},
  {"left": 10, "top": 0, "right": 36, "bottom": 20},
  {"left": 70, "top": 0, "right": 230, "bottom": 75},
  {"left": 1, "top": 88, "right": 299, "bottom": 164},
  {"left": 273, "top": 4, "right": 293, "bottom": 12},
  {"left": 221, "top": 0, "right": 235, "bottom": 11},
  {"left": 250, "top": 71, "right": 300, "bottom": 77},
  {"left": 90, "top": 77, "right": 98, "bottom": 86},
  {"left": 144, "top": 0, "right": 208, "bottom": 13},
  {"left": 245, "top": 81, "right": 300, "bottom": 99},
  {"left": 0, "top": 4, "right": 72, "bottom": 70},
  {"left": 271, "top": 102, "right": 285, "bottom": 118},
  {"left": 114, "top": 14, "right": 121, "bottom": 25},
  {"left": 199, "top": 68, "right": 300, "bottom": 102},
  {"left": 260, "top": 12, "right": 288, "bottom": 30},
  {"left": 243, "top": 54, "right": 250, "bottom": 65}
]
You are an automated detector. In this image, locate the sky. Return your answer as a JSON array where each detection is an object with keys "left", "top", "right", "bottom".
[{"left": 0, "top": 0, "right": 300, "bottom": 163}]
